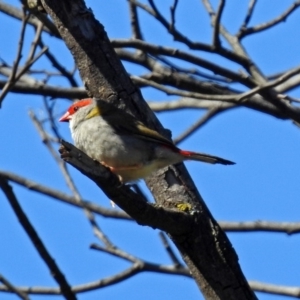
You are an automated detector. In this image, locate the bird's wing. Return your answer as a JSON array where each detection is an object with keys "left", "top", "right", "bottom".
[{"left": 105, "top": 113, "right": 176, "bottom": 148}]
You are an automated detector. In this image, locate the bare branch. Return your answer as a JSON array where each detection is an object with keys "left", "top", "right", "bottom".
[
  {"left": 0, "top": 46, "right": 48, "bottom": 105},
  {"left": 249, "top": 281, "right": 300, "bottom": 298},
  {"left": 27, "top": 19, "right": 43, "bottom": 61},
  {"left": 91, "top": 241, "right": 190, "bottom": 277},
  {"left": 148, "top": 98, "right": 234, "bottom": 112},
  {"left": 116, "top": 48, "right": 236, "bottom": 93},
  {"left": 0, "top": 79, "right": 87, "bottom": 98},
  {"left": 131, "top": 75, "right": 238, "bottom": 100},
  {"left": 174, "top": 107, "right": 225, "bottom": 145},
  {"left": 219, "top": 221, "right": 300, "bottom": 234},
  {"left": 39, "top": 39, "right": 78, "bottom": 87},
  {"left": 91, "top": 243, "right": 146, "bottom": 263},
  {"left": 42, "top": 98, "right": 62, "bottom": 140},
  {"left": 1, "top": 279, "right": 299, "bottom": 298},
  {"left": 59, "top": 140, "right": 194, "bottom": 236},
  {"left": 4, "top": 166, "right": 300, "bottom": 236},
  {"left": 0, "top": 177, "right": 77, "bottom": 300},
  {"left": 237, "top": 1, "right": 300, "bottom": 39},
  {"left": 169, "top": 0, "right": 179, "bottom": 33},
  {"left": 238, "top": 65, "right": 300, "bottom": 104},
  {"left": 202, "top": 0, "right": 267, "bottom": 83},
  {"left": 31, "top": 109, "right": 127, "bottom": 247},
  {"left": 0, "top": 10, "right": 29, "bottom": 107},
  {"left": 0, "top": 1, "right": 60, "bottom": 38},
  {"left": 131, "top": 183, "right": 149, "bottom": 202},
  {"left": 131, "top": 0, "right": 252, "bottom": 67},
  {"left": 0, "top": 275, "right": 30, "bottom": 300},
  {"left": 128, "top": 0, "right": 143, "bottom": 40},
  {"left": 213, "top": 0, "right": 225, "bottom": 48},
  {"left": 237, "top": 0, "right": 257, "bottom": 36},
  {"left": 112, "top": 39, "right": 255, "bottom": 86},
  {"left": 159, "top": 232, "right": 183, "bottom": 268},
  {"left": 0, "top": 170, "right": 131, "bottom": 220},
  {"left": 134, "top": 76, "right": 300, "bottom": 122},
  {"left": 0, "top": 262, "right": 190, "bottom": 295}
]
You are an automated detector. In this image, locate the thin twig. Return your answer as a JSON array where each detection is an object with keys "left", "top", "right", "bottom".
[
  {"left": 174, "top": 107, "right": 223, "bottom": 145},
  {"left": 0, "top": 170, "right": 131, "bottom": 220},
  {"left": 0, "top": 46, "right": 48, "bottom": 105},
  {"left": 91, "top": 239, "right": 189, "bottom": 277},
  {"left": 153, "top": 54, "right": 231, "bottom": 83},
  {"left": 249, "top": 281, "right": 300, "bottom": 298},
  {"left": 131, "top": 183, "right": 149, "bottom": 202},
  {"left": 1, "top": 279, "right": 299, "bottom": 297},
  {"left": 39, "top": 39, "right": 78, "bottom": 87},
  {"left": 238, "top": 0, "right": 257, "bottom": 35},
  {"left": 0, "top": 274, "right": 30, "bottom": 300},
  {"left": 237, "top": 1, "right": 300, "bottom": 39},
  {"left": 0, "top": 11, "right": 29, "bottom": 107},
  {"left": 238, "top": 65, "right": 300, "bottom": 102},
  {"left": 213, "top": 0, "right": 225, "bottom": 48},
  {"left": 159, "top": 232, "right": 183, "bottom": 268},
  {"left": 219, "top": 220, "right": 300, "bottom": 234},
  {"left": 0, "top": 177, "right": 77, "bottom": 300},
  {"left": 27, "top": 19, "right": 44, "bottom": 61},
  {"left": 148, "top": 98, "right": 234, "bottom": 112},
  {"left": 91, "top": 243, "right": 142, "bottom": 263},
  {"left": 29, "top": 111, "right": 116, "bottom": 247},
  {"left": 29, "top": 110, "right": 78, "bottom": 195},
  {"left": 128, "top": 0, "right": 143, "bottom": 40},
  {"left": 43, "top": 98, "right": 62, "bottom": 140},
  {"left": 169, "top": 0, "right": 179, "bottom": 32},
  {"left": 202, "top": 0, "right": 267, "bottom": 83},
  {"left": 0, "top": 2, "right": 60, "bottom": 38},
  {"left": 130, "top": 0, "right": 251, "bottom": 68},
  {"left": 131, "top": 75, "right": 238, "bottom": 101},
  {"left": 112, "top": 39, "right": 255, "bottom": 86}
]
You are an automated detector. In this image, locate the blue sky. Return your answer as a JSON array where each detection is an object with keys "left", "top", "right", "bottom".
[{"left": 1, "top": 1, "right": 300, "bottom": 299}]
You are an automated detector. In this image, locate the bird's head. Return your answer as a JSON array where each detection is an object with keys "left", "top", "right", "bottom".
[{"left": 59, "top": 98, "right": 94, "bottom": 122}]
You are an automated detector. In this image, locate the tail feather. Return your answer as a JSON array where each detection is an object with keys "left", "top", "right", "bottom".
[{"left": 179, "top": 150, "right": 235, "bottom": 165}]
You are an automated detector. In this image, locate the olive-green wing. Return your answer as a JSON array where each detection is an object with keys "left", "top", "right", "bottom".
[{"left": 104, "top": 111, "right": 175, "bottom": 148}]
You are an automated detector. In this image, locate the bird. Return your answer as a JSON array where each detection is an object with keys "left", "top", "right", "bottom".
[{"left": 59, "top": 98, "right": 234, "bottom": 182}]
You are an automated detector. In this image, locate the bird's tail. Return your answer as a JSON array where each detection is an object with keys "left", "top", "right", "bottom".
[{"left": 179, "top": 150, "right": 235, "bottom": 165}]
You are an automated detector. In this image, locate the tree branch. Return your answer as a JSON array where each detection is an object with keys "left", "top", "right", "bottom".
[
  {"left": 59, "top": 140, "right": 194, "bottom": 235},
  {"left": 40, "top": 1, "right": 258, "bottom": 298},
  {"left": 0, "top": 274, "right": 30, "bottom": 300},
  {"left": 0, "top": 170, "right": 130, "bottom": 220},
  {"left": 212, "top": 0, "right": 225, "bottom": 48},
  {"left": 237, "top": 1, "right": 300, "bottom": 39},
  {"left": 0, "top": 177, "right": 77, "bottom": 300},
  {"left": 219, "top": 220, "right": 300, "bottom": 234},
  {"left": 0, "top": 1, "right": 60, "bottom": 38}
]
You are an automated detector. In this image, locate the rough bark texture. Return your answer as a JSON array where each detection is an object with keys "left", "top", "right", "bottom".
[{"left": 41, "top": 0, "right": 257, "bottom": 299}]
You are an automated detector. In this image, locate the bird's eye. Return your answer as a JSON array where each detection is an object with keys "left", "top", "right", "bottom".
[{"left": 73, "top": 106, "right": 79, "bottom": 112}]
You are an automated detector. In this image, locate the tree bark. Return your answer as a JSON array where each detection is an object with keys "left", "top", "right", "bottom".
[{"left": 41, "top": 0, "right": 257, "bottom": 299}]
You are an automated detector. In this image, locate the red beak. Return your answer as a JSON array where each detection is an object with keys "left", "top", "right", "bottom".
[{"left": 59, "top": 111, "right": 71, "bottom": 122}]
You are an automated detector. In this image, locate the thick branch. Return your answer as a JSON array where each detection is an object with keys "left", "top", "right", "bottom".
[
  {"left": 40, "top": 1, "right": 257, "bottom": 298},
  {"left": 59, "top": 140, "right": 193, "bottom": 235}
]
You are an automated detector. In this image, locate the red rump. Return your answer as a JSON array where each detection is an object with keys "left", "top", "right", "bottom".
[{"left": 178, "top": 150, "right": 195, "bottom": 158}]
